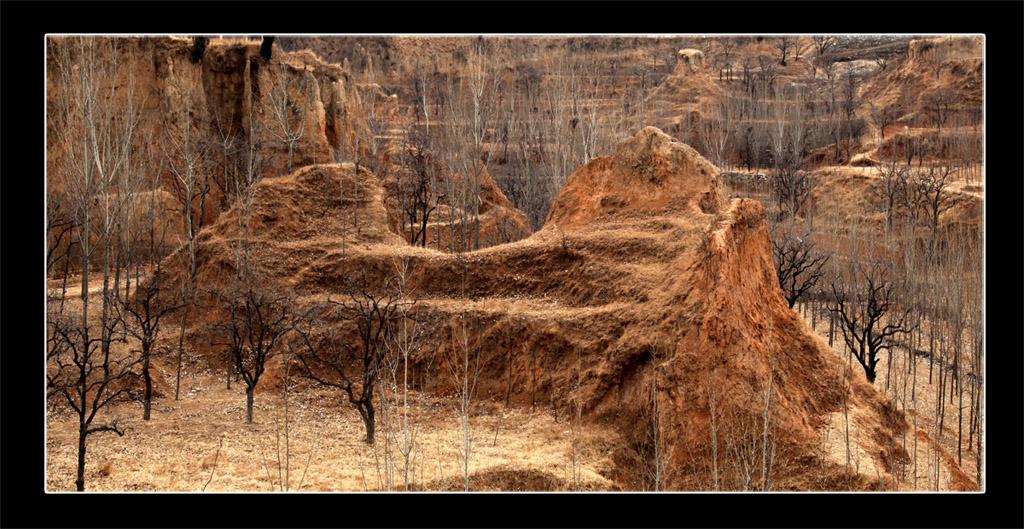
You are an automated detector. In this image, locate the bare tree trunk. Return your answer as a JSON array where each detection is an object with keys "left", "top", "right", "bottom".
[
  {"left": 177, "top": 302, "right": 189, "bottom": 398},
  {"left": 246, "top": 386, "right": 255, "bottom": 424},
  {"left": 363, "top": 403, "right": 376, "bottom": 445},
  {"left": 76, "top": 424, "right": 87, "bottom": 492},
  {"left": 143, "top": 350, "right": 153, "bottom": 420},
  {"left": 282, "top": 358, "right": 291, "bottom": 490},
  {"left": 842, "top": 356, "right": 851, "bottom": 490},
  {"left": 531, "top": 343, "right": 537, "bottom": 410}
]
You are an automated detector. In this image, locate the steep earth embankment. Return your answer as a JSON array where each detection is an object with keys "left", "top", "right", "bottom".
[{"left": 154, "top": 126, "right": 974, "bottom": 490}]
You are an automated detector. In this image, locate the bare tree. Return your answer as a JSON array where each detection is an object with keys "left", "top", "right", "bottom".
[
  {"left": 701, "top": 98, "right": 735, "bottom": 170},
  {"left": 210, "top": 277, "right": 298, "bottom": 423},
  {"left": 397, "top": 125, "right": 439, "bottom": 247},
  {"left": 634, "top": 344, "right": 670, "bottom": 491},
  {"left": 921, "top": 87, "right": 957, "bottom": 132},
  {"left": 873, "top": 159, "right": 910, "bottom": 234},
  {"left": 579, "top": 58, "right": 607, "bottom": 162},
  {"left": 208, "top": 104, "right": 273, "bottom": 395},
  {"left": 164, "top": 73, "right": 210, "bottom": 290},
  {"left": 873, "top": 55, "right": 890, "bottom": 72},
  {"left": 819, "top": 58, "right": 843, "bottom": 163},
  {"left": 347, "top": 57, "right": 390, "bottom": 234},
  {"left": 769, "top": 162, "right": 815, "bottom": 221},
  {"left": 792, "top": 36, "right": 812, "bottom": 63},
  {"left": 207, "top": 108, "right": 244, "bottom": 208},
  {"left": 294, "top": 273, "right": 413, "bottom": 443},
  {"left": 264, "top": 62, "right": 307, "bottom": 175},
  {"left": 774, "top": 36, "right": 797, "bottom": 66},
  {"left": 119, "top": 177, "right": 179, "bottom": 420},
  {"left": 717, "top": 37, "right": 738, "bottom": 81},
  {"left": 232, "top": 104, "right": 272, "bottom": 280},
  {"left": 755, "top": 55, "right": 778, "bottom": 98},
  {"left": 374, "top": 257, "right": 429, "bottom": 490},
  {"left": 46, "top": 188, "right": 77, "bottom": 313},
  {"left": 827, "top": 261, "right": 916, "bottom": 384},
  {"left": 722, "top": 359, "right": 778, "bottom": 491},
  {"left": 868, "top": 100, "right": 903, "bottom": 144},
  {"left": 48, "top": 314, "right": 141, "bottom": 491},
  {"left": 847, "top": 72, "right": 867, "bottom": 151},
  {"left": 913, "top": 164, "right": 960, "bottom": 253},
  {"left": 445, "top": 311, "right": 482, "bottom": 490},
  {"left": 812, "top": 36, "right": 835, "bottom": 64},
  {"left": 163, "top": 73, "right": 211, "bottom": 400},
  {"left": 770, "top": 224, "right": 829, "bottom": 309},
  {"left": 440, "top": 40, "right": 496, "bottom": 252}
]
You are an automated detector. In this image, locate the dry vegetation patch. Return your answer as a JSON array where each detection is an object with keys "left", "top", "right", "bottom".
[{"left": 46, "top": 374, "right": 618, "bottom": 492}]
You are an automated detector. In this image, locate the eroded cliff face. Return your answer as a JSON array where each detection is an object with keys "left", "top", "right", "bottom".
[
  {"left": 48, "top": 36, "right": 356, "bottom": 199},
  {"left": 861, "top": 35, "right": 983, "bottom": 115}
]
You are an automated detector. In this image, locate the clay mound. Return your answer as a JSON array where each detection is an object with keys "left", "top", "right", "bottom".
[
  {"left": 545, "top": 127, "right": 727, "bottom": 230},
  {"left": 164, "top": 157, "right": 531, "bottom": 296},
  {"left": 383, "top": 161, "right": 532, "bottom": 252},
  {"left": 158, "top": 127, "right": 972, "bottom": 491},
  {"left": 395, "top": 128, "right": 937, "bottom": 490},
  {"left": 169, "top": 162, "right": 404, "bottom": 296},
  {"left": 674, "top": 49, "right": 707, "bottom": 75},
  {"left": 861, "top": 36, "right": 983, "bottom": 118},
  {"left": 646, "top": 49, "right": 724, "bottom": 108}
]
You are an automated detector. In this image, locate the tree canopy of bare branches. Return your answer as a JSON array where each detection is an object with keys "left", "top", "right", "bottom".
[
  {"left": 774, "top": 36, "right": 797, "bottom": 66},
  {"left": 827, "top": 261, "right": 915, "bottom": 384},
  {"left": 48, "top": 313, "right": 142, "bottom": 491},
  {"left": 770, "top": 224, "right": 829, "bottom": 309},
  {"left": 264, "top": 62, "right": 307, "bottom": 175},
  {"left": 294, "top": 273, "right": 416, "bottom": 443},
  {"left": 210, "top": 279, "right": 299, "bottom": 423}
]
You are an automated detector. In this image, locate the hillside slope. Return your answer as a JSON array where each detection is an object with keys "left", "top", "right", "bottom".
[{"left": 154, "top": 126, "right": 974, "bottom": 490}]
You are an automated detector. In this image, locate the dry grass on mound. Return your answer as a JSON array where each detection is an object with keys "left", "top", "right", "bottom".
[{"left": 45, "top": 374, "right": 619, "bottom": 492}]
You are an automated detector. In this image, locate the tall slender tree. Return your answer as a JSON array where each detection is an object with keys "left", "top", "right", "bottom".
[
  {"left": 47, "top": 36, "right": 144, "bottom": 491},
  {"left": 265, "top": 62, "right": 307, "bottom": 175}
]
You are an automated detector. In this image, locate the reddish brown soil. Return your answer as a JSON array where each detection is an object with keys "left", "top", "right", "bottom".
[
  {"left": 140, "top": 126, "right": 976, "bottom": 490},
  {"left": 47, "top": 36, "right": 980, "bottom": 492}
]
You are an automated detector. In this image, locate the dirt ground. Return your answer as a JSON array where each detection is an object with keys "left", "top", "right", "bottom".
[
  {"left": 798, "top": 302, "right": 982, "bottom": 491},
  {"left": 45, "top": 368, "right": 620, "bottom": 492}
]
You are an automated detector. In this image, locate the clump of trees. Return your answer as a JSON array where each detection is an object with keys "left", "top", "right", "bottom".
[{"left": 47, "top": 36, "right": 148, "bottom": 491}]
